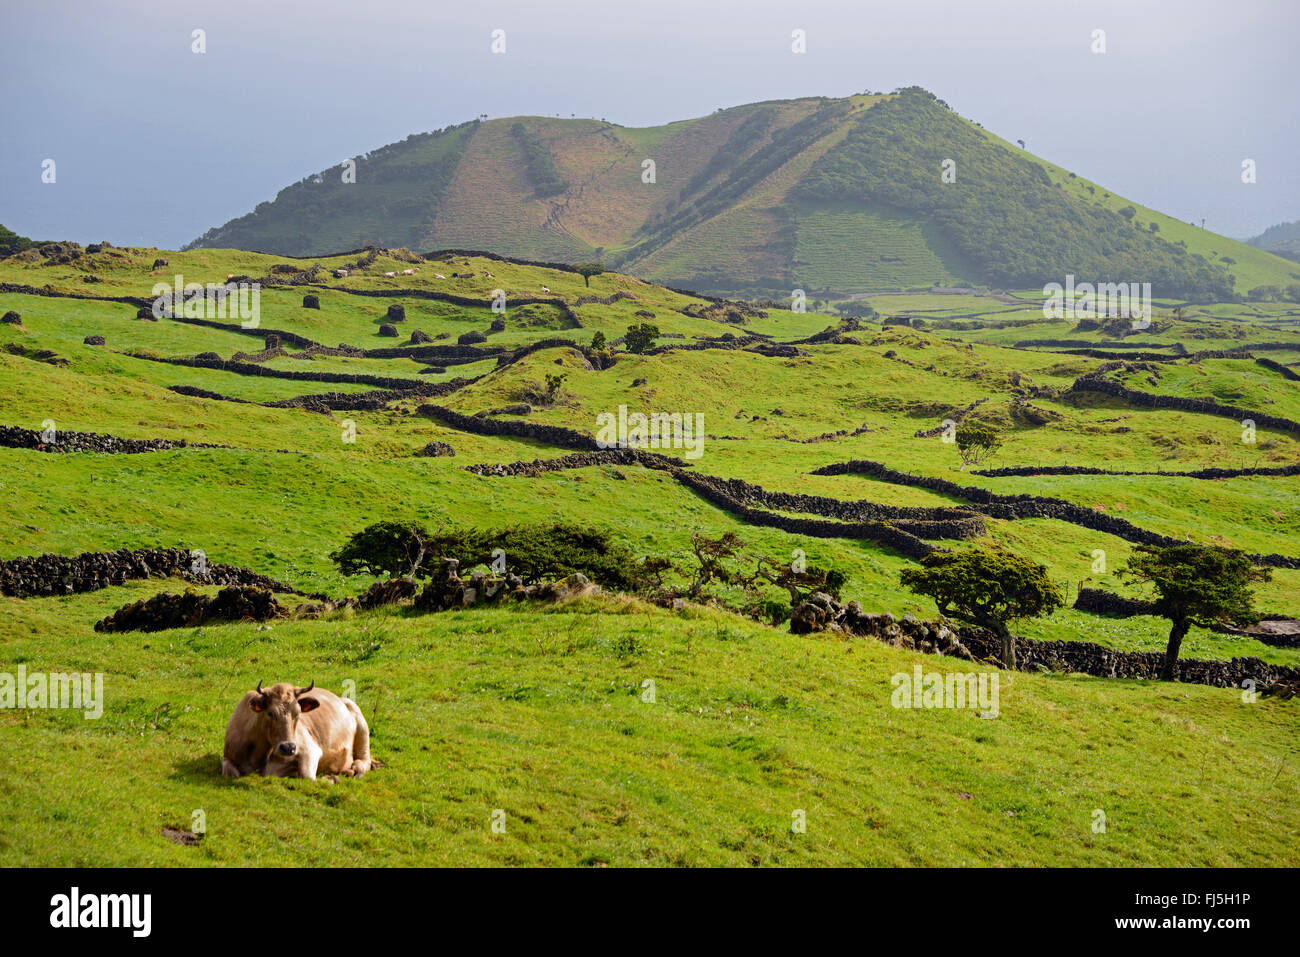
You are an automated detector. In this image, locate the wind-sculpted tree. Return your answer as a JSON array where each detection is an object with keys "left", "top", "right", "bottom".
[
  {"left": 955, "top": 423, "right": 1001, "bottom": 470},
  {"left": 330, "top": 520, "right": 432, "bottom": 581},
  {"left": 686, "top": 532, "right": 846, "bottom": 622},
  {"left": 575, "top": 261, "right": 605, "bottom": 287},
  {"left": 900, "top": 548, "right": 1063, "bottom": 669},
  {"left": 1124, "top": 544, "right": 1270, "bottom": 680}
]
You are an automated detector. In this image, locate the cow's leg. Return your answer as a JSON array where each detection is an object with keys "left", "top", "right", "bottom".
[
  {"left": 221, "top": 758, "right": 242, "bottom": 778},
  {"left": 344, "top": 699, "right": 372, "bottom": 777},
  {"left": 297, "top": 738, "right": 323, "bottom": 781}
]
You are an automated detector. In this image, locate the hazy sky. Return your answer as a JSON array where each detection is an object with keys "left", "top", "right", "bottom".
[{"left": 2, "top": 0, "right": 1296, "bottom": 248}]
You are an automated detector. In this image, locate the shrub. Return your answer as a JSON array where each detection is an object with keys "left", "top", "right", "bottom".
[{"left": 900, "top": 548, "right": 1063, "bottom": 668}]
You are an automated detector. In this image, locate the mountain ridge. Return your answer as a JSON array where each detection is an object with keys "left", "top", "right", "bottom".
[{"left": 188, "top": 89, "right": 1300, "bottom": 299}]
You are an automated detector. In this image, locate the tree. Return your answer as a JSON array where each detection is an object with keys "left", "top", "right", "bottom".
[
  {"left": 1123, "top": 544, "right": 1270, "bottom": 680},
  {"left": 543, "top": 372, "right": 567, "bottom": 403},
  {"left": 575, "top": 262, "right": 605, "bottom": 287},
  {"left": 837, "top": 300, "right": 880, "bottom": 320},
  {"left": 330, "top": 520, "right": 432, "bottom": 581},
  {"left": 900, "top": 548, "right": 1064, "bottom": 669},
  {"left": 624, "top": 321, "right": 659, "bottom": 354},
  {"left": 589, "top": 330, "right": 607, "bottom": 351},
  {"left": 955, "top": 423, "right": 1001, "bottom": 470},
  {"left": 1119, "top": 205, "right": 1137, "bottom": 222}
]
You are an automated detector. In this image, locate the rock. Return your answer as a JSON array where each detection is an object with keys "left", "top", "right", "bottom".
[
  {"left": 631, "top": 377, "right": 647, "bottom": 387},
  {"left": 489, "top": 318, "right": 506, "bottom": 332},
  {"left": 356, "top": 577, "right": 418, "bottom": 610},
  {"left": 137, "top": 306, "right": 158, "bottom": 320},
  {"left": 302, "top": 294, "right": 320, "bottom": 309},
  {"left": 458, "top": 330, "right": 487, "bottom": 345},
  {"left": 94, "top": 585, "right": 282, "bottom": 633},
  {"left": 386, "top": 304, "right": 406, "bottom": 322},
  {"left": 415, "top": 440, "right": 456, "bottom": 457},
  {"left": 83, "top": 335, "right": 105, "bottom": 346},
  {"left": 409, "top": 329, "right": 432, "bottom": 344},
  {"left": 378, "top": 323, "right": 399, "bottom": 337},
  {"left": 2, "top": 311, "right": 20, "bottom": 325}
]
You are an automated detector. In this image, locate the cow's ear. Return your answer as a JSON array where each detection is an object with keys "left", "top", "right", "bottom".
[
  {"left": 249, "top": 695, "right": 266, "bottom": 713},
  {"left": 298, "top": 697, "right": 320, "bottom": 713}
]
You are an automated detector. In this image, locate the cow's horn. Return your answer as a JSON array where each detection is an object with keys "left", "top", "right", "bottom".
[
  {"left": 298, "top": 681, "right": 314, "bottom": 696},
  {"left": 256, "top": 679, "right": 263, "bottom": 694}
]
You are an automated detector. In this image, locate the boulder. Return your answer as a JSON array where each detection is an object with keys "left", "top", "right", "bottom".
[
  {"left": 416, "top": 441, "right": 456, "bottom": 457},
  {"left": 1, "top": 311, "right": 20, "bottom": 325},
  {"left": 386, "top": 304, "right": 406, "bottom": 321},
  {"left": 458, "top": 330, "right": 487, "bottom": 345},
  {"left": 302, "top": 294, "right": 320, "bottom": 309},
  {"left": 83, "top": 335, "right": 105, "bottom": 346},
  {"left": 409, "top": 329, "right": 432, "bottom": 344},
  {"left": 378, "top": 323, "right": 399, "bottom": 337}
]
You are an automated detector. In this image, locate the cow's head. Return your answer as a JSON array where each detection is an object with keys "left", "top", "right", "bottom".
[{"left": 249, "top": 681, "right": 319, "bottom": 757}]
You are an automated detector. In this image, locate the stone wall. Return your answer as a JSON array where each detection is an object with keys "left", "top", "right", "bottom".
[
  {"left": 791, "top": 594, "right": 1300, "bottom": 691},
  {"left": 0, "top": 547, "right": 321, "bottom": 599},
  {"left": 810, "top": 458, "right": 1300, "bottom": 569},
  {"left": 0, "top": 424, "right": 223, "bottom": 454}
]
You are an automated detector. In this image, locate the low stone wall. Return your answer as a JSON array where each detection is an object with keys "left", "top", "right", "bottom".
[
  {"left": 810, "top": 458, "right": 1300, "bottom": 569},
  {"left": 0, "top": 424, "right": 223, "bottom": 454},
  {"left": 0, "top": 547, "right": 321, "bottom": 599},
  {"left": 1069, "top": 370, "right": 1300, "bottom": 435},
  {"left": 791, "top": 594, "right": 1300, "bottom": 691},
  {"left": 462, "top": 448, "right": 957, "bottom": 557},
  {"left": 129, "top": 352, "right": 431, "bottom": 390},
  {"left": 1256, "top": 357, "right": 1300, "bottom": 381},
  {"left": 1073, "top": 587, "right": 1155, "bottom": 616},
  {"left": 264, "top": 381, "right": 469, "bottom": 412},
  {"left": 418, "top": 403, "right": 603, "bottom": 450},
  {"left": 973, "top": 463, "right": 1300, "bottom": 479},
  {"left": 94, "top": 585, "right": 283, "bottom": 633}
]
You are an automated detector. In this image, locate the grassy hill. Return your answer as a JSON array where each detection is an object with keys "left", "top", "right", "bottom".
[
  {"left": 186, "top": 90, "right": 1300, "bottom": 300},
  {"left": 1, "top": 243, "right": 1298, "bottom": 865}
]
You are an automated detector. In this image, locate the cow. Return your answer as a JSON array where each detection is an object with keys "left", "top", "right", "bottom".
[
  {"left": 383, "top": 271, "right": 397, "bottom": 278},
  {"left": 221, "top": 681, "right": 373, "bottom": 780},
  {"left": 401, "top": 268, "right": 415, "bottom": 275}
]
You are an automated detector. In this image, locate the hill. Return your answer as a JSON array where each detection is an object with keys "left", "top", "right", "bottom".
[
  {"left": 1248, "top": 220, "right": 1300, "bottom": 264},
  {"left": 1, "top": 242, "right": 1298, "bottom": 865},
  {"left": 186, "top": 90, "right": 1300, "bottom": 299}
]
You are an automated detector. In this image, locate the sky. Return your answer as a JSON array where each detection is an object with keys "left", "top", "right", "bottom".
[{"left": 1, "top": 0, "right": 1297, "bottom": 248}]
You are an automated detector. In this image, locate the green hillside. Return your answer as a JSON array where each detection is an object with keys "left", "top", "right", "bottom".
[
  {"left": 2, "top": 243, "right": 1298, "bottom": 865},
  {"left": 186, "top": 90, "right": 1300, "bottom": 300}
]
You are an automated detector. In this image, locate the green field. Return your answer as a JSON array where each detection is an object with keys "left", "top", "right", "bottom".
[{"left": 1, "top": 244, "right": 1298, "bottom": 866}]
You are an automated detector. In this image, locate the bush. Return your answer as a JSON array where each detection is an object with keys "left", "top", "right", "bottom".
[{"left": 624, "top": 322, "right": 659, "bottom": 354}]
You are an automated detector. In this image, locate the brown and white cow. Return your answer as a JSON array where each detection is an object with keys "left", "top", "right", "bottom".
[{"left": 221, "top": 681, "right": 372, "bottom": 780}]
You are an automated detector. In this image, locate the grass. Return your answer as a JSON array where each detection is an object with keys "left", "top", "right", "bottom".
[
  {"left": 2, "top": 594, "right": 1296, "bottom": 867},
  {"left": 1, "top": 244, "right": 1297, "bottom": 866}
]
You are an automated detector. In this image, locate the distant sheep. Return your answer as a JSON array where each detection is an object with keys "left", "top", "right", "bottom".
[
  {"left": 383, "top": 271, "right": 397, "bottom": 278},
  {"left": 434, "top": 273, "right": 446, "bottom": 280},
  {"left": 540, "top": 285, "right": 550, "bottom": 293},
  {"left": 401, "top": 269, "right": 415, "bottom": 276}
]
